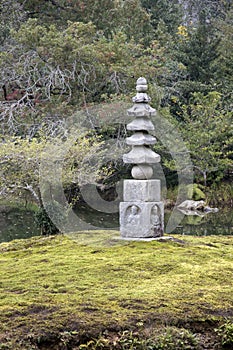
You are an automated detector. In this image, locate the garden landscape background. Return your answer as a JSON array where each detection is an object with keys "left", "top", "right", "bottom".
[{"left": 0, "top": 1, "right": 232, "bottom": 349}]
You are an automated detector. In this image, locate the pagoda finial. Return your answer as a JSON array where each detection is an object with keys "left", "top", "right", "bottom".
[
  {"left": 132, "top": 77, "right": 151, "bottom": 103},
  {"left": 136, "top": 77, "right": 147, "bottom": 88}
]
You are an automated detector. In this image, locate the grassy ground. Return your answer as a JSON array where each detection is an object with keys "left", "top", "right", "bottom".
[{"left": 0, "top": 231, "right": 233, "bottom": 349}]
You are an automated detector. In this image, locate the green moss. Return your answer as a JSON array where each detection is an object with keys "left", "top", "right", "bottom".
[{"left": 0, "top": 232, "right": 232, "bottom": 349}]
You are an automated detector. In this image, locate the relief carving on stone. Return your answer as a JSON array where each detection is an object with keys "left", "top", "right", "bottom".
[
  {"left": 150, "top": 205, "right": 161, "bottom": 236},
  {"left": 125, "top": 205, "right": 141, "bottom": 226}
]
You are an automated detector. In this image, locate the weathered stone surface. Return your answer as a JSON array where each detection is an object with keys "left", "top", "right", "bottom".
[
  {"left": 123, "top": 179, "right": 161, "bottom": 202},
  {"left": 135, "top": 77, "right": 147, "bottom": 91},
  {"left": 177, "top": 200, "right": 219, "bottom": 214},
  {"left": 136, "top": 86, "right": 147, "bottom": 93},
  {"left": 126, "top": 117, "right": 155, "bottom": 131},
  {"left": 120, "top": 77, "right": 164, "bottom": 239},
  {"left": 126, "top": 132, "right": 156, "bottom": 146},
  {"left": 120, "top": 201, "right": 164, "bottom": 238},
  {"left": 177, "top": 200, "right": 206, "bottom": 210},
  {"left": 131, "top": 165, "right": 153, "bottom": 179},
  {"left": 132, "top": 92, "right": 151, "bottom": 103},
  {"left": 127, "top": 104, "right": 156, "bottom": 118},
  {"left": 123, "top": 146, "right": 160, "bottom": 164}
]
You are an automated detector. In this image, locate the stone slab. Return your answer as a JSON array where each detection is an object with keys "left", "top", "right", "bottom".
[
  {"left": 120, "top": 201, "right": 164, "bottom": 238},
  {"left": 123, "top": 179, "right": 161, "bottom": 202}
]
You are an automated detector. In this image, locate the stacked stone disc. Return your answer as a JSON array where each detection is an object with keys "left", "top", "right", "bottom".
[{"left": 120, "top": 77, "right": 164, "bottom": 239}]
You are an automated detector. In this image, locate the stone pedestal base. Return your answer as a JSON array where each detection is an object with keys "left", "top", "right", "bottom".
[{"left": 120, "top": 201, "right": 164, "bottom": 238}]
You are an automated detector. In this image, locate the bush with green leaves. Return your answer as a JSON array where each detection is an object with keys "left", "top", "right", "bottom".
[
  {"left": 34, "top": 201, "right": 67, "bottom": 235},
  {"left": 216, "top": 321, "right": 233, "bottom": 348},
  {"left": 148, "top": 326, "right": 199, "bottom": 350},
  {"left": 78, "top": 327, "right": 200, "bottom": 350}
]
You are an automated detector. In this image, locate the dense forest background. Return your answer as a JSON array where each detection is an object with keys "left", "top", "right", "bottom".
[{"left": 0, "top": 0, "right": 232, "bottom": 209}]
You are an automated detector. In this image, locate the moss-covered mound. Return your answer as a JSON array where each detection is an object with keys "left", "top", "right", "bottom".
[{"left": 0, "top": 232, "right": 232, "bottom": 349}]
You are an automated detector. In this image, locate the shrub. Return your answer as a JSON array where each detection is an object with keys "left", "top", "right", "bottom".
[
  {"left": 34, "top": 200, "right": 67, "bottom": 235},
  {"left": 216, "top": 321, "right": 233, "bottom": 347},
  {"left": 149, "top": 326, "right": 199, "bottom": 350}
]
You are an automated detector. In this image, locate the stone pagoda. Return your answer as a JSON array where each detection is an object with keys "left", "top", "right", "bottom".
[{"left": 120, "top": 77, "right": 164, "bottom": 239}]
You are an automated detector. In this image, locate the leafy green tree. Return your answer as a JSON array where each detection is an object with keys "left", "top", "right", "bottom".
[
  {"left": 180, "top": 92, "right": 233, "bottom": 185},
  {"left": 0, "top": 0, "right": 26, "bottom": 45},
  {"left": 160, "top": 11, "right": 220, "bottom": 120},
  {"left": 0, "top": 132, "right": 104, "bottom": 206},
  {"left": 19, "top": 0, "right": 116, "bottom": 30},
  {"left": 141, "top": 0, "right": 183, "bottom": 34},
  {"left": 113, "top": 0, "right": 153, "bottom": 43},
  {"left": 175, "top": 14, "right": 219, "bottom": 84},
  {"left": 18, "top": 0, "right": 153, "bottom": 42},
  {"left": 213, "top": 6, "right": 233, "bottom": 106},
  {"left": 149, "top": 1, "right": 232, "bottom": 114},
  {"left": 34, "top": 201, "right": 66, "bottom": 235},
  {"left": 179, "top": 0, "right": 231, "bottom": 24},
  {"left": 0, "top": 19, "right": 165, "bottom": 135}
]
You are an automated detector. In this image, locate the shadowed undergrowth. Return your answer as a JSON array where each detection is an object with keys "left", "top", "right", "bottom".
[{"left": 0, "top": 231, "right": 232, "bottom": 349}]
